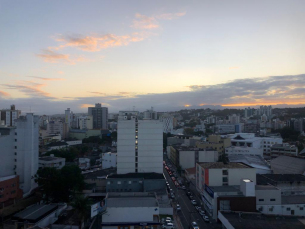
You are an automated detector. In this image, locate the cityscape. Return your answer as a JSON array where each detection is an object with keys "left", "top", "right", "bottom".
[{"left": 1, "top": 1, "right": 305, "bottom": 229}]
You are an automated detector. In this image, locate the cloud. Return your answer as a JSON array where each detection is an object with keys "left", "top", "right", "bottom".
[
  {"left": 156, "top": 12, "right": 186, "bottom": 20},
  {"left": 36, "top": 49, "right": 88, "bottom": 64},
  {"left": 131, "top": 12, "right": 186, "bottom": 29},
  {"left": 1, "top": 80, "right": 52, "bottom": 98},
  {"left": 0, "top": 90, "right": 10, "bottom": 97},
  {"left": 50, "top": 32, "right": 148, "bottom": 52},
  {"left": 1, "top": 74, "right": 304, "bottom": 114},
  {"left": 27, "top": 76, "right": 65, "bottom": 81},
  {"left": 58, "top": 71, "right": 64, "bottom": 74},
  {"left": 131, "top": 13, "right": 159, "bottom": 29}
]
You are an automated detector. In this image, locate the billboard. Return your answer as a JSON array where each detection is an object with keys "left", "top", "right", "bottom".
[{"left": 91, "top": 201, "right": 106, "bottom": 218}]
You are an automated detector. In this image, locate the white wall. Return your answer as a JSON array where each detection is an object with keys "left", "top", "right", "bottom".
[
  {"left": 102, "top": 153, "right": 117, "bottom": 169},
  {"left": 257, "top": 204, "right": 305, "bottom": 216}
]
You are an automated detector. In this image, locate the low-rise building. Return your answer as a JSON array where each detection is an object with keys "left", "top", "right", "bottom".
[
  {"left": 39, "top": 156, "right": 66, "bottom": 169},
  {"left": 196, "top": 135, "right": 231, "bottom": 154},
  {"left": 270, "top": 143, "right": 298, "bottom": 158},
  {"left": 196, "top": 162, "right": 256, "bottom": 193},
  {"left": 102, "top": 193, "right": 160, "bottom": 229},
  {"left": 101, "top": 152, "right": 117, "bottom": 169},
  {"left": 167, "top": 145, "right": 218, "bottom": 169},
  {"left": 0, "top": 175, "right": 23, "bottom": 204},
  {"left": 270, "top": 156, "right": 305, "bottom": 174},
  {"left": 257, "top": 174, "right": 305, "bottom": 195},
  {"left": 79, "top": 158, "right": 90, "bottom": 169}
]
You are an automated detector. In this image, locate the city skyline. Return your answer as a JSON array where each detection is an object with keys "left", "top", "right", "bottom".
[{"left": 1, "top": 0, "right": 305, "bottom": 114}]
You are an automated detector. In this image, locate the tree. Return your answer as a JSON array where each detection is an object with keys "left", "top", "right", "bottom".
[
  {"left": 71, "top": 195, "right": 91, "bottom": 228},
  {"left": 111, "top": 131, "right": 117, "bottom": 141},
  {"left": 35, "top": 165, "right": 85, "bottom": 203},
  {"left": 183, "top": 128, "right": 194, "bottom": 135}
]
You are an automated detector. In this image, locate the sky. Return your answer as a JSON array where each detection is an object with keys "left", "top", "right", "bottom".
[{"left": 0, "top": 0, "right": 305, "bottom": 114}]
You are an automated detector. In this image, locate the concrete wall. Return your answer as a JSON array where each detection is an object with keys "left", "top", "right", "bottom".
[
  {"left": 103, "top": 206, "right": 159, "bottom": 222},
  {"left": 256, "top": 189, "right": 281, "bottom": 205}
]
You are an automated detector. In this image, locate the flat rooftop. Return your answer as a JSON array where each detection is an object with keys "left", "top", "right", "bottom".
[
  {"left": 255, "top": 185, "right": 279, "bottom": 191},
  {"left": 282, "top": 195, "right": 305, "bottom": 205},
  {"left": 108, "top": 172, "right": 164, "bottom": 179},
  {"left": 209, "top": 185, "right": 242, "bottom": 194},
  {"left": 107, "top": 197, "right": 158, "bottom": 208},
  {"left": 13, "top": 204, "right": 58, "bottom": 223},
  {"left": 220, "top": 211, "right": 305, "bottom": 229},
  {"left": 39, "top": 156, "right": 63, "bottom": 161},
  {"left": 197, "top": 162, "right": 252, "bottom": 169},
  {"left": 257, "top": 174, "right": 305, "bottom": 185}
]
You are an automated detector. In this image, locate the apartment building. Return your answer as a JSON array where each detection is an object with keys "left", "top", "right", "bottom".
[{"left": 88, "top": 103, "right": 108, "bottom": 129}]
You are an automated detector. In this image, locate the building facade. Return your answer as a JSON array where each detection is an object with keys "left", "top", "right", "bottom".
[
  {"left": 0, "top": 105, "right": 21, "bottom": 127},
  {"left": 117, "top": 112, "right": 163, "bottom": 174},
  {"left": 88, "top": 103, "right": 108, "bottom": 129}
]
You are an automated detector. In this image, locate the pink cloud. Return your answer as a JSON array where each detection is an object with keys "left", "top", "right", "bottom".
[
  {"left": 36, "top": 49, "right": 88, "bottom": 64},
  {"left": 131, "top": 13, "right": 159, "bottom": 29},
  {"left": 0, "top": 90, "right": 10, "bottom": 97}
]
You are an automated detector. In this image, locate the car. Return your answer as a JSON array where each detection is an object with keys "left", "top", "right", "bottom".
[
  {"left": 189, "top": 195, "right": 194, "bottom": 199},
  {"left": 202, "top": 215, "right": 209, "bottom": 222},
  {"left": 195, "top": 206, "right": 200, "bottom": 211},
  {"left": 171, "top": 193, "right": 175, "bottom": 199},
  {"left": 199, "top": 209, "right": 205, "bottom": 216},
  {"left": 162, "top": 223, "right": 174, "bottom": 229},
  {"left": 191, "top": 200, "right": 197, "bottom": 205},
  {"left": 176, "top": 204, "right": 181, "bottom": 211},
  {"left": 191, "top": 221, "right": 199, "bottom": 229},
  {"left": 186, "top": 191, "right": 191, "bottom": 196},
  {"left": 166, "top": 217, "right": 172, "bottom": 221},
  {"left": 181, "top": 185, "right": 186, "bottom": 190}
]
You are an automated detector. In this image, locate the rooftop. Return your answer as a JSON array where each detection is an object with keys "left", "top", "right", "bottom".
[
  {"left": 12, "top": 204, "right": 58, "bottom": 223},
  {"left": 0, "top": 175, "right": 17, "bottom": 182},
  {"left": 46, "top": 141, "right": 68, "bottom": 147},
  {"left": 209, "top": 185, "right": 242, "bottom": 193},
  {"left": 255, "top": 185, "right": 279, "bottom": 191},
  {"left": 282, "top": 195, "right": 305, "bottom": 205},
  {"left": 107, "top": 172, "right": 164, "bottom": 179},
  {"left": 257, "top": 174, "right": 305, "bottom": 185},
  {"left": 219, "top": 211, "right": 305, "bottom": 229},
  {"left": 228, "top": 155, "right": 271, "bottom": 170},
  {"left": 185, "top": 167, "right": 196, "bottom": 174},
  {"left": 197, "top": 162, "right": 252, "bottom": 169},
  {"left": 270, "top": 156, "right": 305, "bottom": 174},
  {"left": 107, "top": 197, "right": 158, "bottom": 208},
  {"left": 39, "top": 156, "right": 64, "bottom": 161},
  {"left": 83, "top": 168, "right": 116, "bottom": 179}
]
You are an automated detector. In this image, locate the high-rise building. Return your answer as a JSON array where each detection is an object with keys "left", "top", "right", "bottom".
[
  {"left": 143, "top": 107, "right": 158, "bottom": 120},
  {"left": 159, "top": 114, "right": 174, "bottom": 133},
  {"left": 117, "top": 111, "right": 163, "bottom": 174},
  {"left": 0, "top": 105, "right": 21, "bottom": 126},
  {"left": 228, "top": 114, "right": 240, "bottom": 124},
  {"left": 88, "top": 103, "right": 108, "bottom": 129},
  {"left": 0, "top": 113, "right": 39, "bottom": 196}
]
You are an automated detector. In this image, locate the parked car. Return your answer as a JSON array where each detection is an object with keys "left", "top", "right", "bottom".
[
  {"left": 202, "top": 215, "right": 209, "bottom": 222},
  {"left": 199, "top": 209, "right": 205, "bottom": 216},
  {"left": 181, "top": 185, "right": 186, "bottom": 190},
  {"left": 191, "top": 221, "right": 199, "bottom": 229},
  {"left": 176, "top": 204, "right": 181, "bottom": 211},
  {"left": 166, "top": 217, "right": 172, "bottom": 222},
  {"left": 162, "top": 223, "right": 174, "bottom": 229},
  {"left": 191, "top": 200, "right": 197, "bottom": 205}
]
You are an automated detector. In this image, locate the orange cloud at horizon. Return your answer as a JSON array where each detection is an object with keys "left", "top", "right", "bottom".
[{"left": 0, "top": 90, "right": 10, "bottom": 97}]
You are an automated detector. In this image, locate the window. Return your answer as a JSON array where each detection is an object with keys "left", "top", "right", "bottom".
[
  {"left": 287, "top": 208, "right": 291, "bottom": 211},
  {"left": 259, "top": 199, "right": 264, "bottom": 201},
  {"left": 117, "top": 181, "right": 121, "bottom": 184},
  {"left": 270, "top": 199, "right": 276, "bottom": 201},
  {"left": 128, "top": 181, "right": 132, "bottom": 184},
  {"left": 223, "top": 177, "right": 228, "bottom": 182},
  {"left": 11, "top": 190, "right": 16, "bottom": 194},
  {"left": 15, "top": 139, "right": 17, "bottom": 142},
  {"left": 222, "top": 170, "right": 228, "bottom": 175},
  {"left": 300, "top": 207, "right": 304, "bottom": 210},
  {"left": 15, "top": 146, "right": 17, "bottom": 149},
  {"left": 107, "top": 181, "right": 110, "bottom": 185},
  {"left": 15, "top": 132, "right": 17, "bottom": 135}
]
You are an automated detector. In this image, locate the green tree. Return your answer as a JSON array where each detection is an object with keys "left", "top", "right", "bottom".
[
  {"left": 35, "top": 165, "right": 85, "bottom": 203},
  {"left": 111, "top": 131, "right": 117, "bottom": 141},
  {"left": 71, "top": 195, "right": 91, "bottom": 228},
  {"left": 183, "top": 128, "right": 194, "bottom": 135}
]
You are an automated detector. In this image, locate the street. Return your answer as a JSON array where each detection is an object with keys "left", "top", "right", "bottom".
[{"left": 163, "top": 158, "right": 222, "bottom": 229}]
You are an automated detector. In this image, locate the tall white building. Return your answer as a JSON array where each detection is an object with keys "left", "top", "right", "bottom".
[
  {"left": 0, "top": 113, "right": 39, "bottom": 196},
  {"left": 117, "top": 111, "right": 163, "bottom": 174}
]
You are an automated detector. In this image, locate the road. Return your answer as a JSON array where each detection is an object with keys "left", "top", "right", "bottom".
[{"left": 163, "top": 159, "right": 222, "bottom": 229}]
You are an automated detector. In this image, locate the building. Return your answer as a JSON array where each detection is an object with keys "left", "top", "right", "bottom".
[
  {"left": 201, "top": 179, "right": 257, "bottom": 220},
  {"left": 256, "top": 184, "right": 305, "bottom": 217},
  {"left": 47, "top": 120, "right": 63, "bottom": 135},
  {"left": 39, "top": 156, "right": 66, "bottom": 169},
  {"left": 244, "top": 107, "right": 256, "bottom": 119},
  {"left": 101, "top": 152, "right": 117, "bottom": 169},
  {"left": 269, "top": 143, "right": 298, "bottom": 158},
  {"left": 227, "top": 133, "right": 283, "bottom": 155},
  {"left": 88, "top": 103, "right": 108, "bottom": 129},
  {"left": 228, "top": 114, "right": 240, "bottom": 124},
  {"left": 167, "top": 146, "right": 218, "bottom": 169},
  {"left": 102, "top": 193, "right": 160, "bottom": 229},
  {"left": 79, "top": 158, "right": 90, "bottom": 169},
  {"left": 228, "top": 154, "right": 272, "bottom": 174},
  {"left": 225, "top": 146, "right": 263, "bottom": 156},
  {"left": 218, "top": 211, "right": 305, "bottom": 229},
  {"left": 0, "top": 105, "right": 21, "bottom": 127},
  {"left": 0, "top": 113, "right": 39, "bottom": 196},
  {"left": 196, "top": 135, "right": 231, "bottom": 154},
  {"left": 216, "top": 124, "right": 236, "bottom": 134},
  {"left": 0, "top": 175, "right": 23, "bottom": 204},
  {"left": 258, "top": 105, "right": 272, "bottom": 117},
  {"left": 270, "top": 156, "right": 305, "bottom": 174},
  {"left": 106, "top": 173, "right": 165, "bottom": 193},
  {"left": 143, "top": 107, "right": 158, "bottom": 120},
  {"left": 257, "top": 174, "right": 305, "bottom": 195},
  {"left": 78, "top": 115, "right": 93, "bottom": 130},
  {"left": 117, "top": 111, "right": 163, "bottom": 174},
  {"left": 159, "top": 114, "right": 175, "bottom": 133},
  {"left": 196, "top": 162, "right": 256, "bottom": 193},
  {"left": 4, "top": 204, "right": 66, "bottom": 229}
]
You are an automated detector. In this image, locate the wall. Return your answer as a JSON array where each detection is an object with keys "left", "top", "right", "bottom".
[
  {"left": 0, "top": 128, "right": 15, "bottom": 177},
  {"left": 227, "top": 168, "right": 256, "bottom": 185},
  {"left": 256, "top": 189, "right": 281, "bottom": 205},
  {"left": 103, "top": 206, "right": 158, "bottom": 222},
  {"left": 179, "top": 151, "right": 195, "bottom": 169},
  {"left": 257, "top": 204, "right": 305, "bottom": 216}
]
